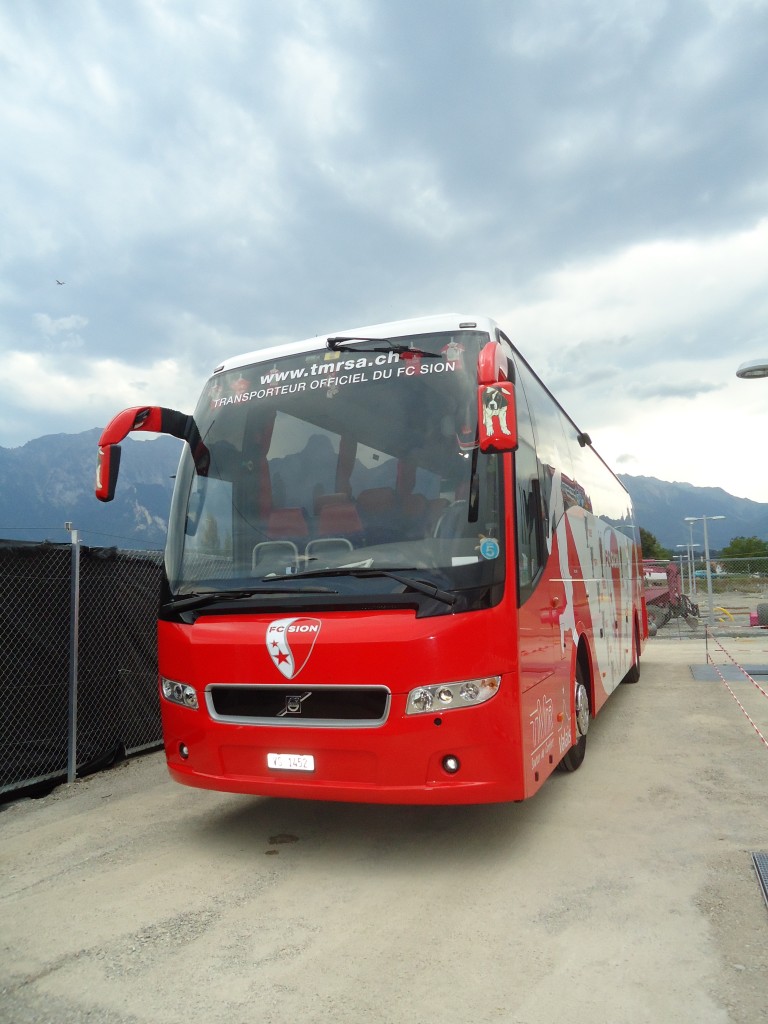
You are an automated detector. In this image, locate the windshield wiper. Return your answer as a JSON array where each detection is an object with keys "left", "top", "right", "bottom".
[
  {"left": 165, "top": 585, "right": 339, "bottom": 612},
  {"left": 263, "top": 567, "right": 456, "bottom": 607},
  {"left": 326, "top": 336, "right": 441, "bottom": 359}
]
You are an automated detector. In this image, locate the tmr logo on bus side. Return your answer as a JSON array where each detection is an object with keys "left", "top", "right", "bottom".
[{"left": 266, "top": 617, "right": 321, "bottom": 680}]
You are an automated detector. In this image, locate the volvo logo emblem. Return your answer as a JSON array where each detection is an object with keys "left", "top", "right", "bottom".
[{"left": 277, "top": 692, "right": 312, "bottom": 717}]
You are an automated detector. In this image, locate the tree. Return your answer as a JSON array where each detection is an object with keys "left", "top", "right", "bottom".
[
  {"left": 719, "top": 536, "right": 768, "bottom": 559},
  {"left": 639, "top": 527, "right": 671, "bottom": 560}
]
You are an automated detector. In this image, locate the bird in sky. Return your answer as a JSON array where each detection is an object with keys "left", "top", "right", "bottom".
[{"left": 56, "top": 279, "right": 65, "bottom": 285}]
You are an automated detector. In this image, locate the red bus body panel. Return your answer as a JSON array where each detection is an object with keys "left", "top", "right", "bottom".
[
  {"left": 160, "top": 604, "right": 533, "bottom": 805},
  {"left": 158, "top": 518, "right": 642, "bottom": 804}
]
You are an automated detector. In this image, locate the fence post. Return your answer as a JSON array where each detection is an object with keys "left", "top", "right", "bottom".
[{"left": 66, "top": 523, "right": 81, "bottom": 784}]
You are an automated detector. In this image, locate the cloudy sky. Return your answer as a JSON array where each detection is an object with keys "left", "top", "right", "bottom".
[{"left": 2, "top": 0, "right": 768, "bottom": 500}]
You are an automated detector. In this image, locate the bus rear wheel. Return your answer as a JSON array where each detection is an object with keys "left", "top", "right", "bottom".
[
  {"left": 557, "top": 663, "right": 589, "bottom": 772},
  {"left": 624, "top": 620, "right": 641, "bottom": 684}
]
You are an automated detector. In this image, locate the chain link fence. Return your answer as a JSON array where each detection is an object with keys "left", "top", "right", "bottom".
[
  {"left": 0, "top": 540, "right": 164, "bottom": 798},
  {"left": 644, "top": 556, "right": 768, "bottom": 637}
]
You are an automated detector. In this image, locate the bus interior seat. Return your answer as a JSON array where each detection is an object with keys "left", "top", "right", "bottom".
[
  {"left": 357, "top": 487, "right": 396, "bottom": 515},
  {"left": 356, "top": 487, "right": 398, "bottom": 543},
  {"left": 305, "top": 537, "right": 354, "bottom": 567},
  {"left": 433, "top": 500, "right": 471, "bottom": 540},
  {"left": 400, "top": 492, "right": 428, "bottom": 538},
  {"left": 314, "top": 492, "right": 351, "bottom": 513},
  {"left": 252, "top": 540, "right": 299, "bottom": 576},
  {"left": 426, "top": 497, "right": 450, "bottom": 532},
  {"left": 316, "top": 501, "right": 364, "bottom": 543},
  {"left": 266, "top": 507, "right": 309, "bottom": 541}
]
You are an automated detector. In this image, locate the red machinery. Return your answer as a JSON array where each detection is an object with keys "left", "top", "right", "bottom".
[{"left": 643, "top": 560, "right": 699, "bottom": 633}]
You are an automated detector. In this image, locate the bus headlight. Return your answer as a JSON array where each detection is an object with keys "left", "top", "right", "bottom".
[
  {"left": 409, "top": 688, "right": 434, "bottom": 713},
  {"left": 406, "top": 676, "right": 500, "bottom": 715},
  {"left": 161, "top": 676, "right": 199, "bottom": 710}
]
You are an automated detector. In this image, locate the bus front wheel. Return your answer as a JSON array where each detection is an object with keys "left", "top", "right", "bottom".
[{"left": 557, "top": 662, "right": 589, "bottom": 772}]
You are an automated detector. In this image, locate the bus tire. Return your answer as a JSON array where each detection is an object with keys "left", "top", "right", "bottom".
[
  {"left": 557, "top": 662, "right": 589, "bottom": 772},
  {"left": 623, "top": 621, "right": 641, "bottom": 684}
]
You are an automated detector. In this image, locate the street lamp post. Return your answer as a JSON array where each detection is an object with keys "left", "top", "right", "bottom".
[
  {"left": 675, "top": 545, "right": 688, "bottom": 591},
  {"left": 684, "top": 515, "right": 725, "bottom": 625},
  {"left": 675, "top": 542, "right": 699, "bottom": 594},
  {"left": 690, "top": 543, "right": 700, "bottom": 596},
  {"left": 674, "top": 551, "right": 687, "bottom": 594},
  {"left": 685, "top": 521, "right": 699, "bottom": 595},
  {"left": 676, "top": 540, "right": 700, "bottom": 596}
]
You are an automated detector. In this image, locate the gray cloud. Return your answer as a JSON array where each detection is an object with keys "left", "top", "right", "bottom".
[
  {"left": 1, "top": 0, "right": 767, "bottom": 499},
  {"left": 633, "top": 379, "right": 723, "bottom": 400}
]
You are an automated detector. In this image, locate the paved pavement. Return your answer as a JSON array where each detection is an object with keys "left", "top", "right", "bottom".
[{"left": 1, "top": 636, "right": 767, "bottom": 1024}]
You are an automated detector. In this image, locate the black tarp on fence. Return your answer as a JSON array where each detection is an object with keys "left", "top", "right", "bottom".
[{"left": 0, "top": 541, "right": 164, "bottom": 796}]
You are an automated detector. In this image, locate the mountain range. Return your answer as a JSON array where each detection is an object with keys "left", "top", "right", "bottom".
[
  {"left": 1, "top": 429, "right": 765, "bottom": 552},
  {"left": 0, "top": 429, "right": 183, "bottom": 550},
  {"left": 616, "top": 474, "right": 768, "bottom": 552}
]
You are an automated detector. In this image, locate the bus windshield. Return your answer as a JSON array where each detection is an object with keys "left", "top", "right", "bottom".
[{"left": 165, "top": 330, "right": 506, "bottom": 605}]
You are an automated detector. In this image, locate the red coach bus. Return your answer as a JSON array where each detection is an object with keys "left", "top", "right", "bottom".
[{"left": 96, "top": 314, "right": 645, "bottom": 804}]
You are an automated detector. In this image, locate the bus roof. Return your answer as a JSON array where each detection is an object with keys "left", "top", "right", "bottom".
[
  {"left": 212, "top": 314, "right": 500, "bottom": 375},
  {"left": 207, "top": 312, "right": 629, "bottom": 501}
]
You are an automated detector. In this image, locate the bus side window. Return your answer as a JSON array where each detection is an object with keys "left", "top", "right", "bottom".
[{"left": 513, "top": 379, "right": 543, "bottom": 602}]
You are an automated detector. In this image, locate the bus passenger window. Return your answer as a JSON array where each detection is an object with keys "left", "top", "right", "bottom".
[
  {"left": 512, "top": 374, "right": 543, "bottom": 602},
  {"left": 516, "top": 438, "right": 542, "bottom": 592}
]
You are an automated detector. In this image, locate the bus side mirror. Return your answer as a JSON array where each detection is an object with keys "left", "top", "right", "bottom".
[
  {"left": 478, "top": 382, "right": 517, "bottom": 452},
  {"left": 96, "top": 444, "right": 122, "bottom": 502},
  {"left": 477, "top": 341, "right": 517, "bottom": 452},
  {"left": 94, "top": 405, "right": 204, "bottom": 503}
]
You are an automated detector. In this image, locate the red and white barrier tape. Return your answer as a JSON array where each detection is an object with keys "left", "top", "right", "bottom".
[{"left": 706, "top": 630, "right": 768, "bottom": 750}]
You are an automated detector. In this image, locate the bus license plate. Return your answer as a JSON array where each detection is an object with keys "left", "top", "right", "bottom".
[{"left": 267, "top": 753, "right": 315, "bottom": 772}]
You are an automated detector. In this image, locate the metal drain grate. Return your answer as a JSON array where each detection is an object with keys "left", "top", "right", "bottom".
[
  {"left": 752, "top": 852, "right": 768, "bottom": 910},
  {"left": 690, "top": 664, "right": 768, "bottom": 681}
]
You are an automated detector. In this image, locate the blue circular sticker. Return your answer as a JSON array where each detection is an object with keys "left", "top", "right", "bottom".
[{"left": 479, "top": 537, "right": 500, "bottom": 560}]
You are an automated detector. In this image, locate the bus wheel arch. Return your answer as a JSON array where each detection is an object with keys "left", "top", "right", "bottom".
[{"left": 557, "top": 641, "right": 591, "bottom": 773}]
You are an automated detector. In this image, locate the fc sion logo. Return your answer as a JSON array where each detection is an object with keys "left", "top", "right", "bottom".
[{"left": 266, "top": 617, "right": 321, "bottom": 679}]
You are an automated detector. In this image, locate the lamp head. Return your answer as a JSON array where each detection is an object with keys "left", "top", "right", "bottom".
[{"left": 736, "top": 359, "right": 768, "bottom": 379}]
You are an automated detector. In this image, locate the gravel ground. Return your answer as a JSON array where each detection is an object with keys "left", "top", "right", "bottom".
[{"left": 1, "top": 636, "right": 767, "bottom": 1024}]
